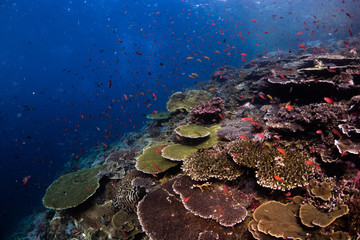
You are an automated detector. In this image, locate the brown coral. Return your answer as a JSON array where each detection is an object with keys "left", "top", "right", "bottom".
[{"left": 172, "top": 176, "right": 251, "bottom": 227}]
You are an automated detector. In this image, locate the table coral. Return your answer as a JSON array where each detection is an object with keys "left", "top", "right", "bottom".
[
  {"left": 135, "top": 143, "right": 179, "bottom": 174},
  {"left": 42, "top": 166, "right": 105, "bottom": 210},
  {"left": 172, "top": 176, "right": 251, "bottom": 227}
]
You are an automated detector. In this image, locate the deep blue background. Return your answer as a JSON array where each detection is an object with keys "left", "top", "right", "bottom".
[{"left": 0, "top": 0, "right": 358, "bottom": 238}]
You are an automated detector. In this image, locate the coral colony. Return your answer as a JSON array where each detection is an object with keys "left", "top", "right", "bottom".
[{"left": 18, "top": 36, "right": 360, "bottom": 240}]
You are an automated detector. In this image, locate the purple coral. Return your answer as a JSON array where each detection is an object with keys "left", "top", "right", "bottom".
[{"left": 190, "top": 97, "right": 225, "bottom": 124}]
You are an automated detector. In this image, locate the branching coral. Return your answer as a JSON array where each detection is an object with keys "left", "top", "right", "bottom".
[{"left": 182, "top": 149, "right": 244, "bottom": 181}]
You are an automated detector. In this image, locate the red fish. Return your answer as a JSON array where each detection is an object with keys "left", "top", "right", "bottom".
[
  {"left": 152, "top": 163, "right": 163, "bottom": 172},
  {"left": 154, "top": 149, "right": 162, "bottom": 153},
  {"left": 277, "top": 148, "right": 286, "bottom": 156},
  {"left": 250, "top": 19, "right": 257, "bottom": 22},
  {"left": 22, "top": 175, "right": 31, "bottom": 186},
  {"left": 327, "top": 69, "right": 336, "bottom": 73},
  {"left": 273, "top": 135, "right": 280, "bottom": 140},
  {"left": 332, "top": 128, "right": 342, "bottom": 138},
  {"left": 274, "top": 175, "right": 283, "bottom": 181},
  {"left": 280, "top": 74, "right": 287, "bottom": 80},
  {"left": 136, "top": 51, "right": 142, "bottom": 55},
  {"left": 108, "top": 80, "right": 112, "bottom": 88},
  {"left": 316, "top": 130, "right": 322, "bottom": 134},
  {"left": 296, "top": 32, "right": 303, "bottom": 35},
  {"left": 152, "top": 93, "right": 157, "bottom": 100},
  {"left": 223, "top": 185, "right": 230, "bottom": 198},
  {"left": 161, "top": 144, "right": 167, "bottom": 149},
  {"left": 299, "top": 44, "right": 306, "bottom": 49},
  {"left": 323, "top": 97, "right": 334, "bottom": 104}
]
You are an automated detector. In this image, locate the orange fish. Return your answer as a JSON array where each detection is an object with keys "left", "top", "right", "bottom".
[
  {"left": 184, "top": 195, "right": 192, "bottom": 203},
  {"left": 273, "top": 135, "right": 280, "bottom": 140},
  {"left": 203, "top": 56, "right": 210, "bottom": 60},
  {"left": 299, "top": 44, "right": 307, "bottom": 49},
  {"left": 296, "top": 31, "right": 303, "bottom": 35},
  {"left": 250, "top": 19, "right": 257, "bottom": 22},
  {"left": 239, "top": 135, "right": 248, "bottom": 140},
  {"left": 305, "top": 160, "right": 320, "bottom": 168},
  {"left": 214, "top": 50, "right": 220, "bottom": 54},
  {"left": 257, "top": 133, "right": 266, "bottom": 139},
  {"left": 285, "top": 104, "right": 294, "bottom": 111},
  {"left": 217, "top": 204, "right": 224, "bottom": 217},
  {"left": 186, "top": 56, "right": 194, "bottom": 59},
  {"left": 324, "top": 97, "right": 334, "bottom": 104},
  {"left": 218, "top": 113, "right": 225, "bottom": 120},
  {"left": 274, "top": 175, "right": 283, "bottom": 181},
  {"left": 277, "top": 148, "right": 286, "bottom": 156},
  {"left": 152, "top": 93, "right": 157, "bottom": 100},
  {"left": 208, "top": 87, "right": 216, "bottom": 91},
  {"left": 241, "top": 117, "right": 255, "bottom": 122}
]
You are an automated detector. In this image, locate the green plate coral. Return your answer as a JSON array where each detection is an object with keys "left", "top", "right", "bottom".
[
  {"left": 146, "top": 111, "right": 171, "bottom": 120},
  {"left": 135, "top": 143, "right": 179, "bottom": 174},
  {"left": 161, "top": 125, "right": 221, "bottom": 161},
  {"left": 174, "top": 124, "right": 210, "bottom": 139},
  {"left": 42, "top": 166, "right": 104, "bottom": 210}
]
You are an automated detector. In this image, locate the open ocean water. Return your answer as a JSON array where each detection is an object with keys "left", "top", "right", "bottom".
[{"left": 0, "top": 0, "right": 359, "bottom": 239}]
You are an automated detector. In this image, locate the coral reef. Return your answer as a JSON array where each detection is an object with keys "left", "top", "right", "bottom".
[{"left": 166, "top": 90, "right": 211, "bottom": 112}]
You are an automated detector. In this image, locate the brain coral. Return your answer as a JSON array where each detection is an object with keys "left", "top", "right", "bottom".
[{"left": 43, "top": 166, "right": 104, "bottom": 210}]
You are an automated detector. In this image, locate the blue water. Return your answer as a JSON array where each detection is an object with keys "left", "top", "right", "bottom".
[{"left": 0, "top": 0, "right": 359, "bottom": 238}]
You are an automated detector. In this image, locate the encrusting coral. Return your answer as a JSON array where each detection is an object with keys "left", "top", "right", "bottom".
[
  {"left": 249, "top": 196, "right": 310, "bottom": 240},
  {"left": 307, "top": 178, "right": 334, "bottom": 201},
  {"left": 299, "top": 203, "right": 349, "bottom": 228}
]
